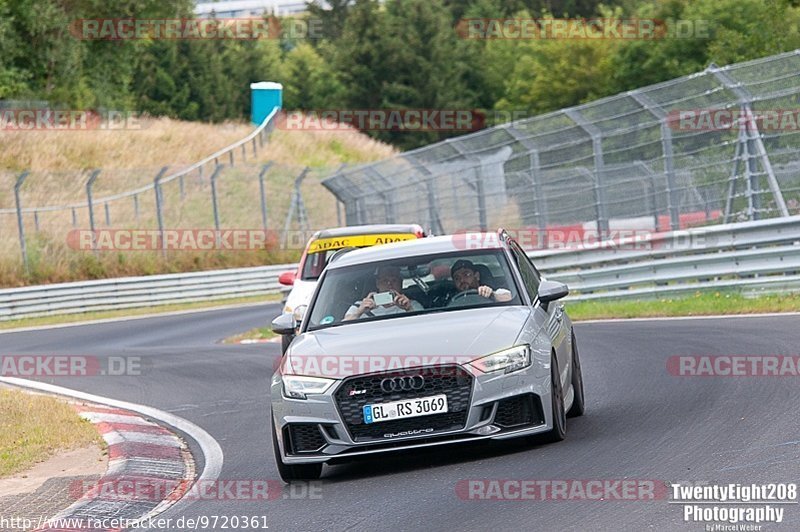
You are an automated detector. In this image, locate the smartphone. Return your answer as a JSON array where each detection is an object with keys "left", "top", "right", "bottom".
[{"left": 372, "top": 291, "right": 395, "bottom": 306}]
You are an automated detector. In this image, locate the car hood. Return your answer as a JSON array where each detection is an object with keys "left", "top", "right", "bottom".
[{"left": 284, "top": 306, "right": 535, "bottom": 378}]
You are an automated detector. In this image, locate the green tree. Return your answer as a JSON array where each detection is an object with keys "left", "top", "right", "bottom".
[
  {"left": 282, "top": 42, "right": 343, "bottom": 110},
  {"left": 375, "top": 0, "right": 477, "bottom": 148}
]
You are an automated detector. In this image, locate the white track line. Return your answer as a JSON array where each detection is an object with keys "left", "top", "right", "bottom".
[
  {"left": 575, "top": 311, "right": 800, "bottom": 324},
  {"left": 0, "top": 300, "right": 279, "bottom": 335},
  {"left": 0, "top": 377, "right": 224, "bottom": 524}
]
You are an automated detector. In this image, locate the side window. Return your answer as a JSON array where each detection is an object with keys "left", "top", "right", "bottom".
[{"left": 509, "top": 243, "right": 540, "bottom": 300}]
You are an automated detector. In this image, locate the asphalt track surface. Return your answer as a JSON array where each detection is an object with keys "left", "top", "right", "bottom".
[{"left": 2, "top": 305, "right": 799, "bottom": 531}]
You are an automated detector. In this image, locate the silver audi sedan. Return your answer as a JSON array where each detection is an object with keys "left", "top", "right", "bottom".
[{"left": 270, "top": 230, "right": 584, "bottom": 481}]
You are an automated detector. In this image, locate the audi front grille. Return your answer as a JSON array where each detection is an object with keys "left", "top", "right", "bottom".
[{"left": 333, "top": 365, "right": 473, "bottom": 442}]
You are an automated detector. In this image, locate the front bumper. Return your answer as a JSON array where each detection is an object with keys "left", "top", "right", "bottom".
[{"left": 271, "top": 362, "right": 554, "bottom": 465}]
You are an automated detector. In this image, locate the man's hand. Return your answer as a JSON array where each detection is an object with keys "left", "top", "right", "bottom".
[
  {"left": 358, "top": 292, "right": 377, "bottom": 315},
  {"left": 477, "top": 285, "right": 494, "bottom": 298},
  {"left": 394, "top": 292, "right": 412, "bottom": 311}
]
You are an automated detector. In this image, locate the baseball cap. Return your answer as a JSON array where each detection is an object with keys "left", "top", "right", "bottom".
[{"left": 450, "top": 259, "right": 476, "bottom": 277}]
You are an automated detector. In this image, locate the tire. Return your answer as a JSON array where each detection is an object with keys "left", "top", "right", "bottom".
[
  {"left": 271, "top": 413, "right": 323, "bottom": 482},
  {"left": 566, "top": 331, "right": 585, "bottom": 418},
  {"left": 541, "top": 353, "right": 567, "bottom": 443},
  {"left": 281, "top": 334, "right": 294, "bottom": 355}
]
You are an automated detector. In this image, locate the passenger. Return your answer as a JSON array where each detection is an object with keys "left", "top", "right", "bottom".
[
  {"left": 450, "top": 259, "right": 512, "bottom": 302},
  {"left": 344, "top": 266, "right": 424, "bottom": 320}
]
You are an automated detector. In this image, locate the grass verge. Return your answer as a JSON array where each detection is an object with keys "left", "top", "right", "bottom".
[
  {"left": 222, "top": 327, "right": 277, "bottom": 344},
  {"left": 0, "top": 293, "right": 281, "bottom": 331},
  {"left": 0, "top": 390, "right": 103, "bottom": 478},
  {"left": 565, "top": 291, "right": 800, "bottom": 321}
]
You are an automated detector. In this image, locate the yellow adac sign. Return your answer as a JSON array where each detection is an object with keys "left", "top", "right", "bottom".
[{"left": 307, "top": 233, "right": 417, "bottom": 254}]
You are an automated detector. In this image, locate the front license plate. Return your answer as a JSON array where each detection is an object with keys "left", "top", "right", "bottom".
[{"left": 363, "top": 394, "right": 448, "bottom": 424}]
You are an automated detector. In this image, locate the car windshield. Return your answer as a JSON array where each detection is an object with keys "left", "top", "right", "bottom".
[
  {"left": 301, "top": 232, "right": 421, "bottom": 280},
  {"left": 301, "top": 250, "right": 337, "bottom": 281},
  {"left": 306, "top": 250, "right": 521, "bottom": 331}
]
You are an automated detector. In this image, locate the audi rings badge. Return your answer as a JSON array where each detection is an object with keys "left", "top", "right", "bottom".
[{"left": 380, "top": 375, "right": 425, "bottom": 393}]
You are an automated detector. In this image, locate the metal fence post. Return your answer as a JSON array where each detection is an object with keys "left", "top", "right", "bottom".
[
  {"left": 33, "top": 212, "right": 39, "bottom": 232},
  {"left": 723, "top": 130, "right": 745, "bottom": 223},
  {"left": 153, "top": 166, "right": 168, "bottom": 259},
  {"left": 743, "top": 120, "right": 756, "bottom": 220},
  {"left": 505, "top": 125, "right": 548, "bottom": 243},
  {"left": 209, "top": 164, "right": 225, "bottom": 232},
  {"left": 475, "top": 167, "right": 487, "bottom": 231},
  {"left": 104, "top": 203, "right": 111, "bottom": 226},
  {"left": 565, "top": 109, "right": 609, "bottom": 238},
  {"left": 86, "top": 169, "right": 101, "bottom": 254},
  {"left": 283, "top": 167, "right": 311, "bottom": 240},
  {"left": 629, "top": 90, "right": 680, "bottom": 231},
  {"left": 71, "top": 208, "right": 77, "bottom": 227},
  {"left": 334, "top": 163, "right": 348, "bottom": 227},
  {"left": 133, "top": 194, "right": 140, "bottom": 222},
  {"left": 403, "top": 156, "right": 445, "bottom": 235},
  {"left": 13, "top": 171, "right": 30, "bottom": 274},
  {"left": 258, "top": 162, "right": 273, "bottom": 231},
  {"left": 709, "top": 64, "right": 789, "bottom": 218}
]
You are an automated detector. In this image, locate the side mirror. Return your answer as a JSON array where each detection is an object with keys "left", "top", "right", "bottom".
[
  {"left": 538, "top": 280, "right": 569, "bottom": 306},
  {"left": 271, "top": 313, "right": 296, "bottom": 335},
  {"left": 292, "top": 305, "right": 308, "bottom": 324},
  {"left": 278, "top": 271, "right": 296, "bottom": 286}
]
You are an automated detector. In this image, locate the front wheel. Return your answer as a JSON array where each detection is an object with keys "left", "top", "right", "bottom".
[
  {"left": 540, "top": 354, "right": 566, "bottom": 443},
  {"left": 566, "top": 331, "right": 585, "bottom": 418},
  {"left": 271, "top": 413, "right": 323, "bottom": 482}
]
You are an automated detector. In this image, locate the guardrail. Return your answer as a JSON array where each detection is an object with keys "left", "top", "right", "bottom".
[
  {"left": 0, "top": 264, "right": 293, "bottom": 321},
  {"left": 539, "top": 215, "right": 800, "bottom": 301},
  {"left": 0, "top": 216, "right": 798, "bottom": 321}
]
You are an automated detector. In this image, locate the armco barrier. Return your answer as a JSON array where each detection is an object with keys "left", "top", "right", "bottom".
[
  {"left": 1, "top": 216, "right": 799, "bottom": 320},
  {"left": 0, "top": 264, "right": 294, "bottom": 321}
]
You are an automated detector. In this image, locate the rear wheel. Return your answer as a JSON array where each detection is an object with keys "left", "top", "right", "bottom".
[
  {"left": 566, "top": 332, "right": 585, "bottom": 418},
  {"left": 541, "top": 354, "right": 567, "bottom": 443},
  {"left": 271, "top": 413, "right": 323, "bottom": 482}
]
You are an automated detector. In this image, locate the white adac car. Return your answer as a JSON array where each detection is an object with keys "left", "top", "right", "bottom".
[{"left": 277, "top": 224, "right": 427, "bottom": 353}]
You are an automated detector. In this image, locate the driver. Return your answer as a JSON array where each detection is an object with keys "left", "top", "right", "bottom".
[
  {"left": 450, "top": 259, "right": 512, "bottom": 302},
  {"left": 343, "top": 266, "right": 424, "bottom": 320}
]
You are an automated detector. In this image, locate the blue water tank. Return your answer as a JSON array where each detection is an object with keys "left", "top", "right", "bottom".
[{"left": 250, "top": 82, "right": 283, "bottom": 125}]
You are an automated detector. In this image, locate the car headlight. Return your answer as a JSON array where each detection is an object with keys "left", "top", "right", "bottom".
[
  {"left": 282, "top": 375, "right": 335, "bottom": 400},
  {"left": 468, "top": 345, "right": 531, "bottom": 374}
]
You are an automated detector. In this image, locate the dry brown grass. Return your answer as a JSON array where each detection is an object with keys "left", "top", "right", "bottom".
[
  {"left": 0, "top": 389, "right": 103, "bottom": 478},
  {"left": 0, "top": 116, "right": 396, "bottom": 286},
  {"left": 0, "top": 116, "right": 395, "bottom": 174}
]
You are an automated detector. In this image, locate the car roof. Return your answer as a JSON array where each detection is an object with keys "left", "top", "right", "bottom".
[
  {"left": 312, "top": 224, "right": 423, "bottom": 239},
  {"left": 326, "top": 233, "right": 507, "bottom": 269}
]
